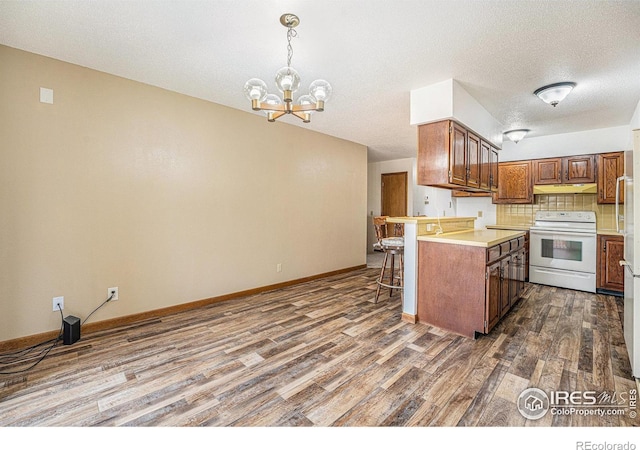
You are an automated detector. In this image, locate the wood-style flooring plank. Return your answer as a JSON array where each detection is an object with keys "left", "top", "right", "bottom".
[{"left": 0, "top": 270, "right": 636, "bottom": 427}]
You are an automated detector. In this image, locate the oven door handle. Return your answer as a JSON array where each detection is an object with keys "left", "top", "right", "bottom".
[{"left": 530, "top": 229, "right": 595, "bottom": 237}]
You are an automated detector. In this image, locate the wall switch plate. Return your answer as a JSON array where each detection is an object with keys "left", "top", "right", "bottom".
[
  {"left": 108, "top": 287, "right": 119, "bottom": 301},
  {"left": 53, "top": 296, "right": 64, "bottom": 311},
  {"left": 276, "top": 263, "right": 282, "bottom": 273}
]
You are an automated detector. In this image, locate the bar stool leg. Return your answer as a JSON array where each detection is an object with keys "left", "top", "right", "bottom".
[
  {"left": 399, "top": 253, "right": 404, "bottom": 301},
  {"left": 374, "top": 251, "right": 389, "bottom": 304},
  {"left": 389, "top": 253, "right": 395, "bottom": 297}
]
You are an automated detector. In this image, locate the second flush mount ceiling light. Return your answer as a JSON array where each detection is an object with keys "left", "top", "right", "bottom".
[{"left": 504, "top": 129, "right": 530, "bottom": 144}]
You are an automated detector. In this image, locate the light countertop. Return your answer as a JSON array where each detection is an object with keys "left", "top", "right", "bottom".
[
  {"left": 486, "top": 224, "right": 531, "bottom": 231},
  {"left": 417, "top": 229, "right": 525, "bottom": 247},
  {"left": 597, "top": 229, "right": 624, "bottom": 236},
  {"left": 488, "top": 224, "right": 623, "bottom": 236},
  {"left": 386, "top": 216, "right": 476, "bottom": 224}
]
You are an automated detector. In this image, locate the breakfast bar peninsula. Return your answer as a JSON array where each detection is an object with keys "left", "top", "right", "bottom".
[{"left": 386, "top": 217, "right": 526, "bottom": 338}]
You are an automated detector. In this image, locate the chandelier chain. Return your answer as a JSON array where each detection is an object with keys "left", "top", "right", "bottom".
[{"left": 286, "top": 26, "right": 297, "bottom": 73}]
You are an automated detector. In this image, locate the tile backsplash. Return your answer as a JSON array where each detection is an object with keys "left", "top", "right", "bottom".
[{"left": 496, "top": 194, "right": 619, "bottom": 231}]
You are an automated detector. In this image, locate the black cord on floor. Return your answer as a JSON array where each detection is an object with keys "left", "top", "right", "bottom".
[
  {"left": 1, "top": 293, "right": 116, "bottom": 375},
  {"left": 0, "top": 308, "right": 64, "bottom": 375}
]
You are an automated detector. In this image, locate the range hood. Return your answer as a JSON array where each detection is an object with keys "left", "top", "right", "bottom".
[{"left": 533, "top": 183, "right": 597, "bottom": 195}]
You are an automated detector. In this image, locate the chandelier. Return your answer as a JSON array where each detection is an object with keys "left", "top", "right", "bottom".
[{"left": 243, "top": 13, "right": 332, "bottom": 123}]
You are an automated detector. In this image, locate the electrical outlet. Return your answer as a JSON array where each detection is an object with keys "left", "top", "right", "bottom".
[
  {"left": 478, "top": 210, "right": 483, "bottom": 218},
  {"left": 53, "top": 296, "right": 64, "bottom": 311},
  {"left": 276, "top": 263, "right": 282, "bottom": 273},
  {"left": 108, "top": 287, "right": 119, "bottom": 301}
]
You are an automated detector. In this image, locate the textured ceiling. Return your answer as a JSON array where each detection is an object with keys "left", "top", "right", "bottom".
[{"left": 1, "top": 0, "right": 639, "bottom": 162}]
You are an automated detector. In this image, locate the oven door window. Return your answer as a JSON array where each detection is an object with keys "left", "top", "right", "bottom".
[
  {"left": 530, "top": 231, "right": 596, "bottom": 274},
  {"left": 540, "top": 238, "right": 582, "bottom": 262}
]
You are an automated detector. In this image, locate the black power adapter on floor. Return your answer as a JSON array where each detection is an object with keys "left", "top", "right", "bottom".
[{"left": 63, "top": 315, "right": 80, "bottom": 345}]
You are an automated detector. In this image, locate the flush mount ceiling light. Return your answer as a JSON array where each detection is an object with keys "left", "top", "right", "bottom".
[
  {"left": 244, "top": 13, "right": 332, "bottom": 123},
  {"left": 534, "top": 82, "right": 576, "bottom": 107},
  {"left": 504, "top": 129, "right": 530, "bottom": 144}
]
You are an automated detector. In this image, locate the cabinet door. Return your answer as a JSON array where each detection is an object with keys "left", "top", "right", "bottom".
[
  {"left": 479, "top": 140, "right": 491, "bottom": 190},
  {"left": 564, "top": 155, "right": 596, "bottom": 183},
  {"left": 467, "top": 131, "right": 480, "bottom": 189},
  {"left": 597, "top": 235, "right": 624, "bottom": 292},
  {"left": 511, "top": 248, "right": 526, "bottom": 301},
  {"left": 598, "top": 152, "right": 624, "bottom": 204},
  {"left": 500, "top": 257, "right": 511, "bottom": 317},
  {"left": 493, "top": 161, "right": 533, "bottom": 204},
  {"left": 509, "top": 252, "right": 520, "bottom": 307},
  {"left": 485, "top": 261, "right": 501, "bottom": 332},
  {"left": 490, "top": 147, "right": 499, "bottom": 192},
  {"left": 533, "top": 158, "right": 562, "bottom": 185},
  {"left": 449, "top": 122, "right": 467, "bottom": 186}
]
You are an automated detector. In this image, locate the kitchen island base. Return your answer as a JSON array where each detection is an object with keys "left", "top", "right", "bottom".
[{"left": 417, "top": 232, "right": 526, "bottom": 338}]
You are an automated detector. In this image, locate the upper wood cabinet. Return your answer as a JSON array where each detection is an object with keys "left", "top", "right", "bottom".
[
  {"left": 598, "top": 151, "right": 624, "bottom": 204},
  {"left": 449, "top": 122, "right": 467, "bottom": 186},
  {"left": 491, "top": 152, "right": 623, "bottom": 205},
  {"left": 565, "top": 154, "right": 596, "bottom": 183},
  {"left": 490, "top": 147, "right": 499, "bottom": 192},
  {"left": 493, "top": 161, "right": 533, "bottom": 204},
  {"left": 480, "top": 140, "right": 499, "bottom": 192},
  {"left": 533, "top": 158, "right": 562, "bottom": 184},
  {"left": 467, "top": 131, "right": 481, "bottom": 189},
  {"left": 417, "top": 120, "right": 498, "bottom": 193},
  {"left": 533, "top": 154, "right": 596, "bottom": 185}
]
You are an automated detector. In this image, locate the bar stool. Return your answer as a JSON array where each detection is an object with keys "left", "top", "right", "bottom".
[{"left": 373, "top": 216, "right": 404, "bottom": 303}]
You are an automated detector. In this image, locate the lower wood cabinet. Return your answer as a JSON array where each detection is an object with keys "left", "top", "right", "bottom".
[
  {"left": 597, "top": 234, "right": 624, "bottom": 294},
  {"left": 598, "top": 152, "right": 624, "bottom": 204},
  {"left": 418, "top": 236, "right": 526, "bottom": 338},
  {"left": 486, "top": 260, "right": 501, "bottom": 331},
  {"left": 487, "top": 242, "right": 526, "bottom": 331}
]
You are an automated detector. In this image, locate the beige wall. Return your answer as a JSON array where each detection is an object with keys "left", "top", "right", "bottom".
[{"left": 0, "top": 45, "right": 367, "bottom": 342}]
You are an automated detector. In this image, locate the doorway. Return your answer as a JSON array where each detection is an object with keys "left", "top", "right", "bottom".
[{"left": 381, "top": 172, "right": 408, "bottom": 217}]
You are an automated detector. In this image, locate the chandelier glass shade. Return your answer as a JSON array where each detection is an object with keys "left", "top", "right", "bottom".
[{"left": 244, "top": 14, "right": 332, "bottom": 123}]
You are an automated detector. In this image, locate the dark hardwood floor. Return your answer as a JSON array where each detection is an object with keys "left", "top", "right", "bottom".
[{"left": 0, "top": 268, "right": 638, "bottom": 427}]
